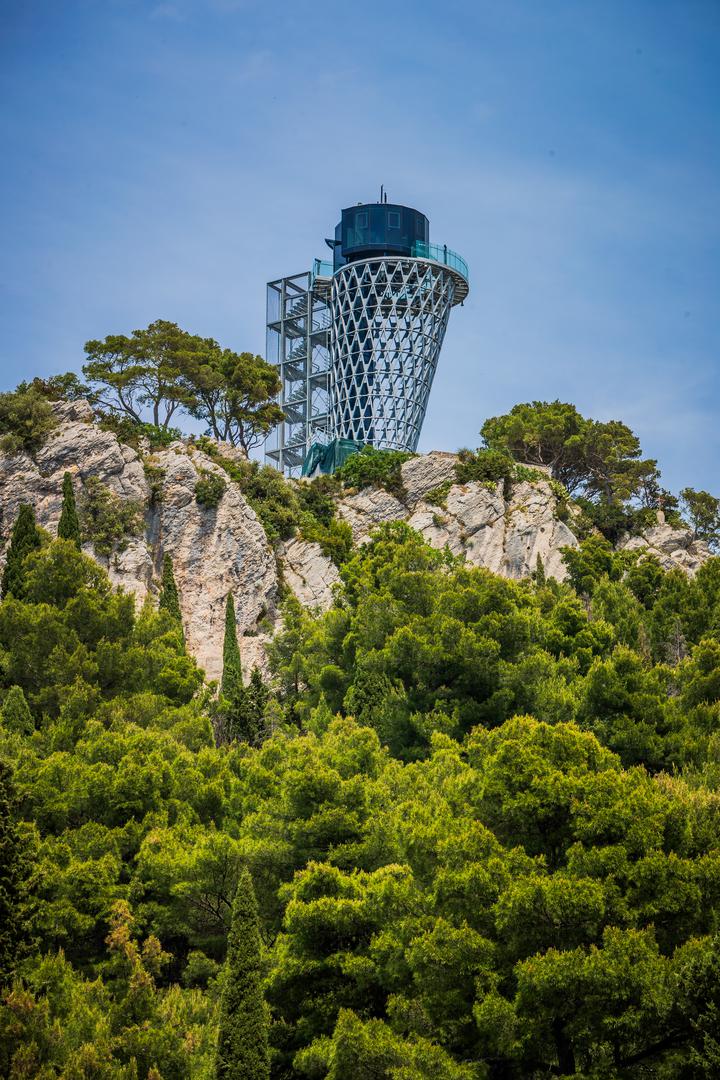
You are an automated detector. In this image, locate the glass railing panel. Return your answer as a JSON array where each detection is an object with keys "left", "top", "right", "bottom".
[{"left": 411, "top": 241, "right": 468, "bottom": 282}]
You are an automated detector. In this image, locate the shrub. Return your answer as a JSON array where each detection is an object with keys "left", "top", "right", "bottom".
[
  {"left": 572, "top": 497, "right": 659, "bottom": 544},
  {"left": 454, "top": 447, "right": 515, "bottom": 489},
  {"left": 425, "top": 481, "right": 453, "bottom": 507},
  {"left": 335, "top": 446, "right": 413, "bottom": 497},
  {"left": 196, "top": 441, "right": 314, "bottom": 544},
  {"left": 300, "top": 514, "right": 353, "bottom": 567},
  {"left": 296, "top": 475, "right": 341, "bottom": 526},
  {"left": 0, "top": 385, "right": 58, "bottom": 454},
  {"left": 194, "top": 470, "right": 227, "bottom": 509},
  {"left": 97, "top": 414, "right": 182, "bottom": 451},
  {"left": 194, "top": 439, "right": 353, "bottom": 564},
  {"left": 143, "top": 461, "right": 166, "bottom": 506},
  {"left": 79, "top": 477, "right": 144, "bottom": 556}
]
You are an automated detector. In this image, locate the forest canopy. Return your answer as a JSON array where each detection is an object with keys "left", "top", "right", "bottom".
[
  {"left": 2, "top": 349, "right": 720, "bottom": 1077},
  {"left": 2, "top": 490, "right": 720, "bottom": 1076}
]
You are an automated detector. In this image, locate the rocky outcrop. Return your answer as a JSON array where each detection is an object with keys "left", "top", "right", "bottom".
[
  {"left": 406, "top": 479, "right": 578, "bottom": 580},
  {"left": 620, "top": 522, "right": 711, "bottom": 576},
  {"left": 149, "top": 444, "right": 277, "bottom": 678},
  {"left": 281, "top": 538, "right": 340, "bottom": 609},
  {"left": 0, "top": 407, "right": 279, "bottom": 681},
  {"left": 339, "top": 471, "right": 578, "bottom": 581},
  {"left": 0, "top": 408, "right": 712, "bottom": 678}
]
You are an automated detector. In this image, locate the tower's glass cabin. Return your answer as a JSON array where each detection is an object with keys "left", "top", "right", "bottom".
[{"left": 265, "top": 200, "right": 468, "bottom": 477}]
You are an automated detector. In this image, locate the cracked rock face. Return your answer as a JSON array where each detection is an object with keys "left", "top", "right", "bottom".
[
  {"left": 149, "top": 446, "right": 278, "bottom": 679},
  {"left": 0, "top": 411, "right": 279, "bottom": 682},
  {"left": 407, "top": 478, "right": 577, "bottom": 580},
  {"left": 620, "top": 524, "right": 712, "bottom": 576},
  {"left": 281, "top": 537, "right": 340, "bottom": 610},
  {"left": 400, "top": 452, "right": 458, "bottom": 506}
]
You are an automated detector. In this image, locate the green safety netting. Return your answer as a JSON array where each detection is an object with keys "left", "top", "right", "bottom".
[{"left": 301, "top": 438, "right": 364, "bottom": 477}]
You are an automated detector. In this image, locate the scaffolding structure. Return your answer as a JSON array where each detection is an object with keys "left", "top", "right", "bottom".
[{"left": 264, "top": 266, "right": 333, "bottom": 476}]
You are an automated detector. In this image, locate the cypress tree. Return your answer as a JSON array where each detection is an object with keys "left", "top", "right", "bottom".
[
  {"left": 1, "top": 503, "right": 41, "bottom": 598},
  {"left": 221, "top": 593, "right": 242, "bottom": 698},
  {"left": 159, "top": 553, "right": 184, "bottom": 641},
  {"left": 0, "top": 758, "right": 33, "bottom": 986},
  {"left": 245, "top": 667, "right": 268, "bottom": 743},
  {"left": 57, "top": 471, "right": 82, "bottom": 547},
  {"left": 215, "top": 867, "right": 269, "bottom": 1080},
  {"left": 1, "top": 686, "right": 34, "bottom": 736}
]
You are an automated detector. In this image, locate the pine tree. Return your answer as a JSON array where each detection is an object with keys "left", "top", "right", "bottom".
[
  {"left": 221, "top": 593, "right": 242, "bottom": 699},
  {"left": 0, "top": 758, "right": 33, "bottom": 986},
  {"left": 215, "top": 867, "right": 269, "bottom": 1080},
  {"left": 1, "top": 503, "right": 41, "bottom": 598},
  {"left": 1, "top": 686, "right": 34, "bottom": 736},
  {"left": 57, "top": 471, "right": 82, "bottom": 547},
  {"left": 159, "top": 553, "right": 184, "bottom": 642}
]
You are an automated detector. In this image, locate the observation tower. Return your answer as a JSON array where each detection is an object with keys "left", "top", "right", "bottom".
[{"left": 265, "top": 196, "right": 469, "bottom": 476}]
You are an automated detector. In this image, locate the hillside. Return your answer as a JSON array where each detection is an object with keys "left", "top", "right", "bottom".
[
  {"left": 2, "top": 388, "right": 720, "bottom": 1078},
  {"left": 0, "top": 400, "right": 710, "bottom": 679}
]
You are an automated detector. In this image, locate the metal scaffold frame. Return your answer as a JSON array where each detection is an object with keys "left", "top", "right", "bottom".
[{"left": 264, "top": 268, "right": 332, "bottom": 477}]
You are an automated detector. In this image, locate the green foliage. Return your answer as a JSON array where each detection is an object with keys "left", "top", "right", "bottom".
[
  {"left": 300, "top": 514, "right": 353, "bottom": 568},
  {"left": 1, "top": 503, "right": 42, "bottom": 598},
  {"left": 0, "top": 758, "right": 33, "bottom": 986},
  {"left": 58, "top": 471, "right": 82, "bottom": 547},
  {"left": 144, "top": 459, "right": 166, "bottom": 505},
  {"left": 98, "top": 412, "right": 183, "bottom": 450},
  {"left": 454, "top": 445, "right": 516, "bottom": 490},
  {"left": 196, "top": 440, "right": 351, "bottom": 562},
  {"left": 0, "top": 382, "right": 58, "bottom": 454},
  {"left": 159, "top": 553, "right": 183, "bottom": 634},
  {"left": 482, "top": 400, "right": 657, "bottom": 498},
  {"left": 4, "top": 395, "right": 720, "bottom": 1077},
  {"left": 79, "top": 476, "right": 144, "bottom": 556},
  {"left": 221, "top": 594, "right": 242, "bottom": 700},
  {"left": 425, "top": 480, "right": 453, "bottom": 507},
  {"left": 681, "top": 486, "right": 720, "bottom": 549},
  {"left": 84, "top": 319, "right": 283, "bottom": 452},
  {"left": 185, "top": 349, "right": 283, "bottom": 455},
  {"left": 28, "top": 371, "right": 91, "bottom": 402},
  {"left": 572, "top": 494, "right": 658, "bottom": 544},
  {"left": 334, "top": 445, "right": 413, "bottom": 497},
  {"left": 215, "top": 868, "right": 269, "bottom": 1079},
  {"left": 195, "top": 469, "right": 227, "bottom": 509},
  {"left": 561, "top": 534, "right": 628, "bottom": 595},
  {"left": 1, "top": 685, "right": 34, "bottom": 736},
  {"left": 84, "top": 319, "right": 208, "bottom": 429}
]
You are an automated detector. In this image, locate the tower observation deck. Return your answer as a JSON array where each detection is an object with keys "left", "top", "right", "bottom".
[{"left": 265, "top": 199, "right": 468, "bottom": 476}]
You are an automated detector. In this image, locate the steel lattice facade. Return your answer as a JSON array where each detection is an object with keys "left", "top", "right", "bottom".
[
  {"left": 329, "top": 257, "right": 456, "bottom": 452},
  {"left": 265, "top": 200, "right": 468, "bottom": 476}
]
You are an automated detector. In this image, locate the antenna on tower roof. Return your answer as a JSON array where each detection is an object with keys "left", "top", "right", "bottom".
[{"left": 380, "top": 184, "right": 384, "bottom": 203}]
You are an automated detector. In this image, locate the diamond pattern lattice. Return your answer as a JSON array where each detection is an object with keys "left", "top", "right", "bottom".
[{"left": 328, "top": 258, "right": 455, "bottom": 452}]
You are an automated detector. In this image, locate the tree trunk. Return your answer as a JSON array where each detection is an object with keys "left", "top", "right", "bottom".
[{"left": 553, "top": 1020, "right": 575, "bottom": 1077}]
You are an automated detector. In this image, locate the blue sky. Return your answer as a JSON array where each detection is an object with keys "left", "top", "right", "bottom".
[{"left": 1, "top": 0, "right": 718, "bottom": 491}]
